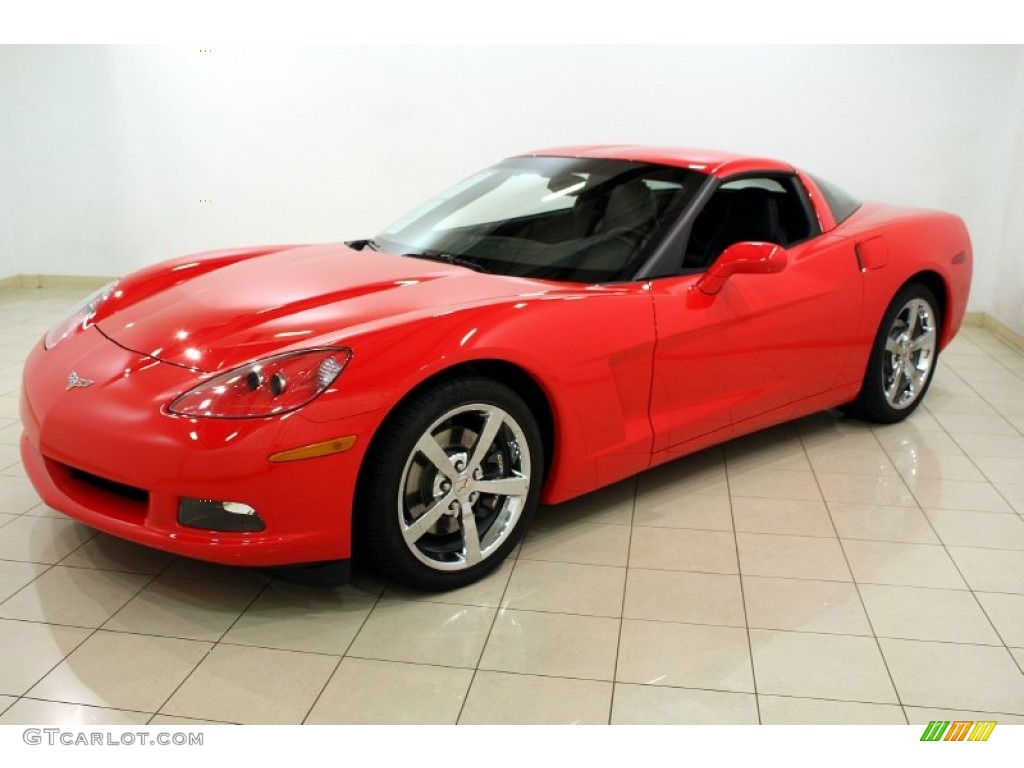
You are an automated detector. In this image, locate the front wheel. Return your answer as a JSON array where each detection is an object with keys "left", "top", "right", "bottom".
[
  {"left": 355, "top": 376, "right": 543, "bottom": 590},
  {"left": 842, "top": 283, "right": 941, "bottom": 423}
]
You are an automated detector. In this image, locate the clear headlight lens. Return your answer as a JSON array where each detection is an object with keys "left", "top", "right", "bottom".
[
  {"left": 44, "top": 281, "right": 118, "bottom": 349},
  {"left": 168, "top": 348, "right": 351, "bottom": 419}
]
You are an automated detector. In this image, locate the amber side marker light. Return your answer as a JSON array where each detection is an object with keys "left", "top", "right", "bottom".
[{"left": 269, "top": 435, "right": 357, "bottom": 463}]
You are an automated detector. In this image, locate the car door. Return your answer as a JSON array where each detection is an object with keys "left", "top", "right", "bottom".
[{"left": 648, "top": 173, "right": 863, "bottom": 458}]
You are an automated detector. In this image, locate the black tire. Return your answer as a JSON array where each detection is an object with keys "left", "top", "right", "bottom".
[
  {"left": 842, "top": 283, "right": 941, "bottom": 424},
  {"left": 355, "top": 376, "right": 543, "bottom": 590}
]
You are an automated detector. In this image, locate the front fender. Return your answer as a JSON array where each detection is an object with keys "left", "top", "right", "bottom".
[{"left": 303, "top": 284, "right": 658, "bottom": 503}]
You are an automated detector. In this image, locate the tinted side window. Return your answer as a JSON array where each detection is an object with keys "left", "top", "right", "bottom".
[
  {"left": 684, "top": 175, "right": 816, "bottom": 270},
  {"left": 808, "top": 174, "right": 861, "bottom": 224}
]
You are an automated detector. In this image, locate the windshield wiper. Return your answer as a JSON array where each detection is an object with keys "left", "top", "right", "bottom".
[
  {"left": 403, "top": 251, "right": 492, "bottom": 274},
  {"left": 345, "top": 238, "right": 381, "bottom": 251}
]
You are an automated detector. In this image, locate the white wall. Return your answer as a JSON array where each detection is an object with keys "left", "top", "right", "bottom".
[
  {"left": 992, "top": 48, "right": 1024, "bottom": 335},
  {"left": 0, "top": 48, "right": 23, "bottom": 279},
  {"left": 0, "top": 45, "right": 1019, "bottom": 316}
]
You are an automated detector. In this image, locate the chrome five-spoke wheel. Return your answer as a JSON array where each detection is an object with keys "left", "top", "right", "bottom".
[
  {"left": 357, "top": 376, "right": 543, "bottom": 590},
  {"left": 843, "top": 282, "right": 941, "bottom": 424},
  {"left": 399, "top": 403, "right": 531, "bottom": 571},
  {"left": 882, "top": 296, "right": 937, "bottom": 410}
]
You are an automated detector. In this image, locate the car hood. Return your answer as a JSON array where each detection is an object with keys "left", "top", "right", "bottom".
[{"left": 97, "top": 243, "right": 550, "bottom": 373}]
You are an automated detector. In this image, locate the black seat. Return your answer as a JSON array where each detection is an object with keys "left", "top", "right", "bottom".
[
  {"left": 704, "top": 188, "right": 788, "bottom": 258},
  {"left": 595, "top": 179, "right": 657, "bottom": 233},
  {"left": 548, "top": 180, "right": 659, "bottom": 281}
]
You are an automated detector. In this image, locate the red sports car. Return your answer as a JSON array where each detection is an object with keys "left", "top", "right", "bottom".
[{"left": 20, "top": 146, "right": 972, "bottom": 589}]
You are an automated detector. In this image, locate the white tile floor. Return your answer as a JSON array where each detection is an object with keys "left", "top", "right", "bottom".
[{"left": 1, "top": 285, "right": 1023, "bottom": 725}]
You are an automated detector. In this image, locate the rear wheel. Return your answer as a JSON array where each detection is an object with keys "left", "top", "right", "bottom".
[
  {"left": 842, "top": 283, "right": 940, "bottom": 423},
  {"left": 356, "top": 376, "right": 543, "bottom": 590}
]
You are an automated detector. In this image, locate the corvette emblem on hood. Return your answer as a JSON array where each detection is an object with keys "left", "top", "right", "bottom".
[{"left": 66, "top": 371, "right": 94, "bottom": 390}]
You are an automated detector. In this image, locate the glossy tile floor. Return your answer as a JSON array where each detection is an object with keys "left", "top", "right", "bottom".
[{"left": 1, "top": 286, "right": 1023, "bottom": 725}]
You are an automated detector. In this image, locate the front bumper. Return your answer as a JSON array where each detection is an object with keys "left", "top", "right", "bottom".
[{"left": 20, "top": 328, "right": 384, "bottom": 567}]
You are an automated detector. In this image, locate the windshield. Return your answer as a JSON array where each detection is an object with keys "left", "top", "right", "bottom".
[{"left": 375, "top": 156, "right": 706, "bottom": 283}]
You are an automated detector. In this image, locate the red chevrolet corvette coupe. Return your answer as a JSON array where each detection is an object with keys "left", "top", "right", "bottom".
[{"left": 20, "top": 146, "right": 972, "bottom": 589}]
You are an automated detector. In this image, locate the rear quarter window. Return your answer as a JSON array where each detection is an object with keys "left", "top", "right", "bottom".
[{"left": 809, "top": 174, "right": 861, "bottom": 224}]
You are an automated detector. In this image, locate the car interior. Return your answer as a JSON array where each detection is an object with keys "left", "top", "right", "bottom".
[
  {"left": 683, "top": 176, "right": 817, "bottom": 271},
  {"left": 383, "top": 169, "right": 819, "bottom": 284}
]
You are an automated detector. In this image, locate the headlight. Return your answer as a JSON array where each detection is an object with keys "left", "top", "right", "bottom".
[
  {"left": 44, "top": 281, "right": 119, "bottom": 349},
  {"left": 167, "top": 348, "right": 351, "bottom": 419}
]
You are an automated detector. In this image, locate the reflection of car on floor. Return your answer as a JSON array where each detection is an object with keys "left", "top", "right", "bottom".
[{"left": 20, "top": 145, "right": 973, "bottom": 589}]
